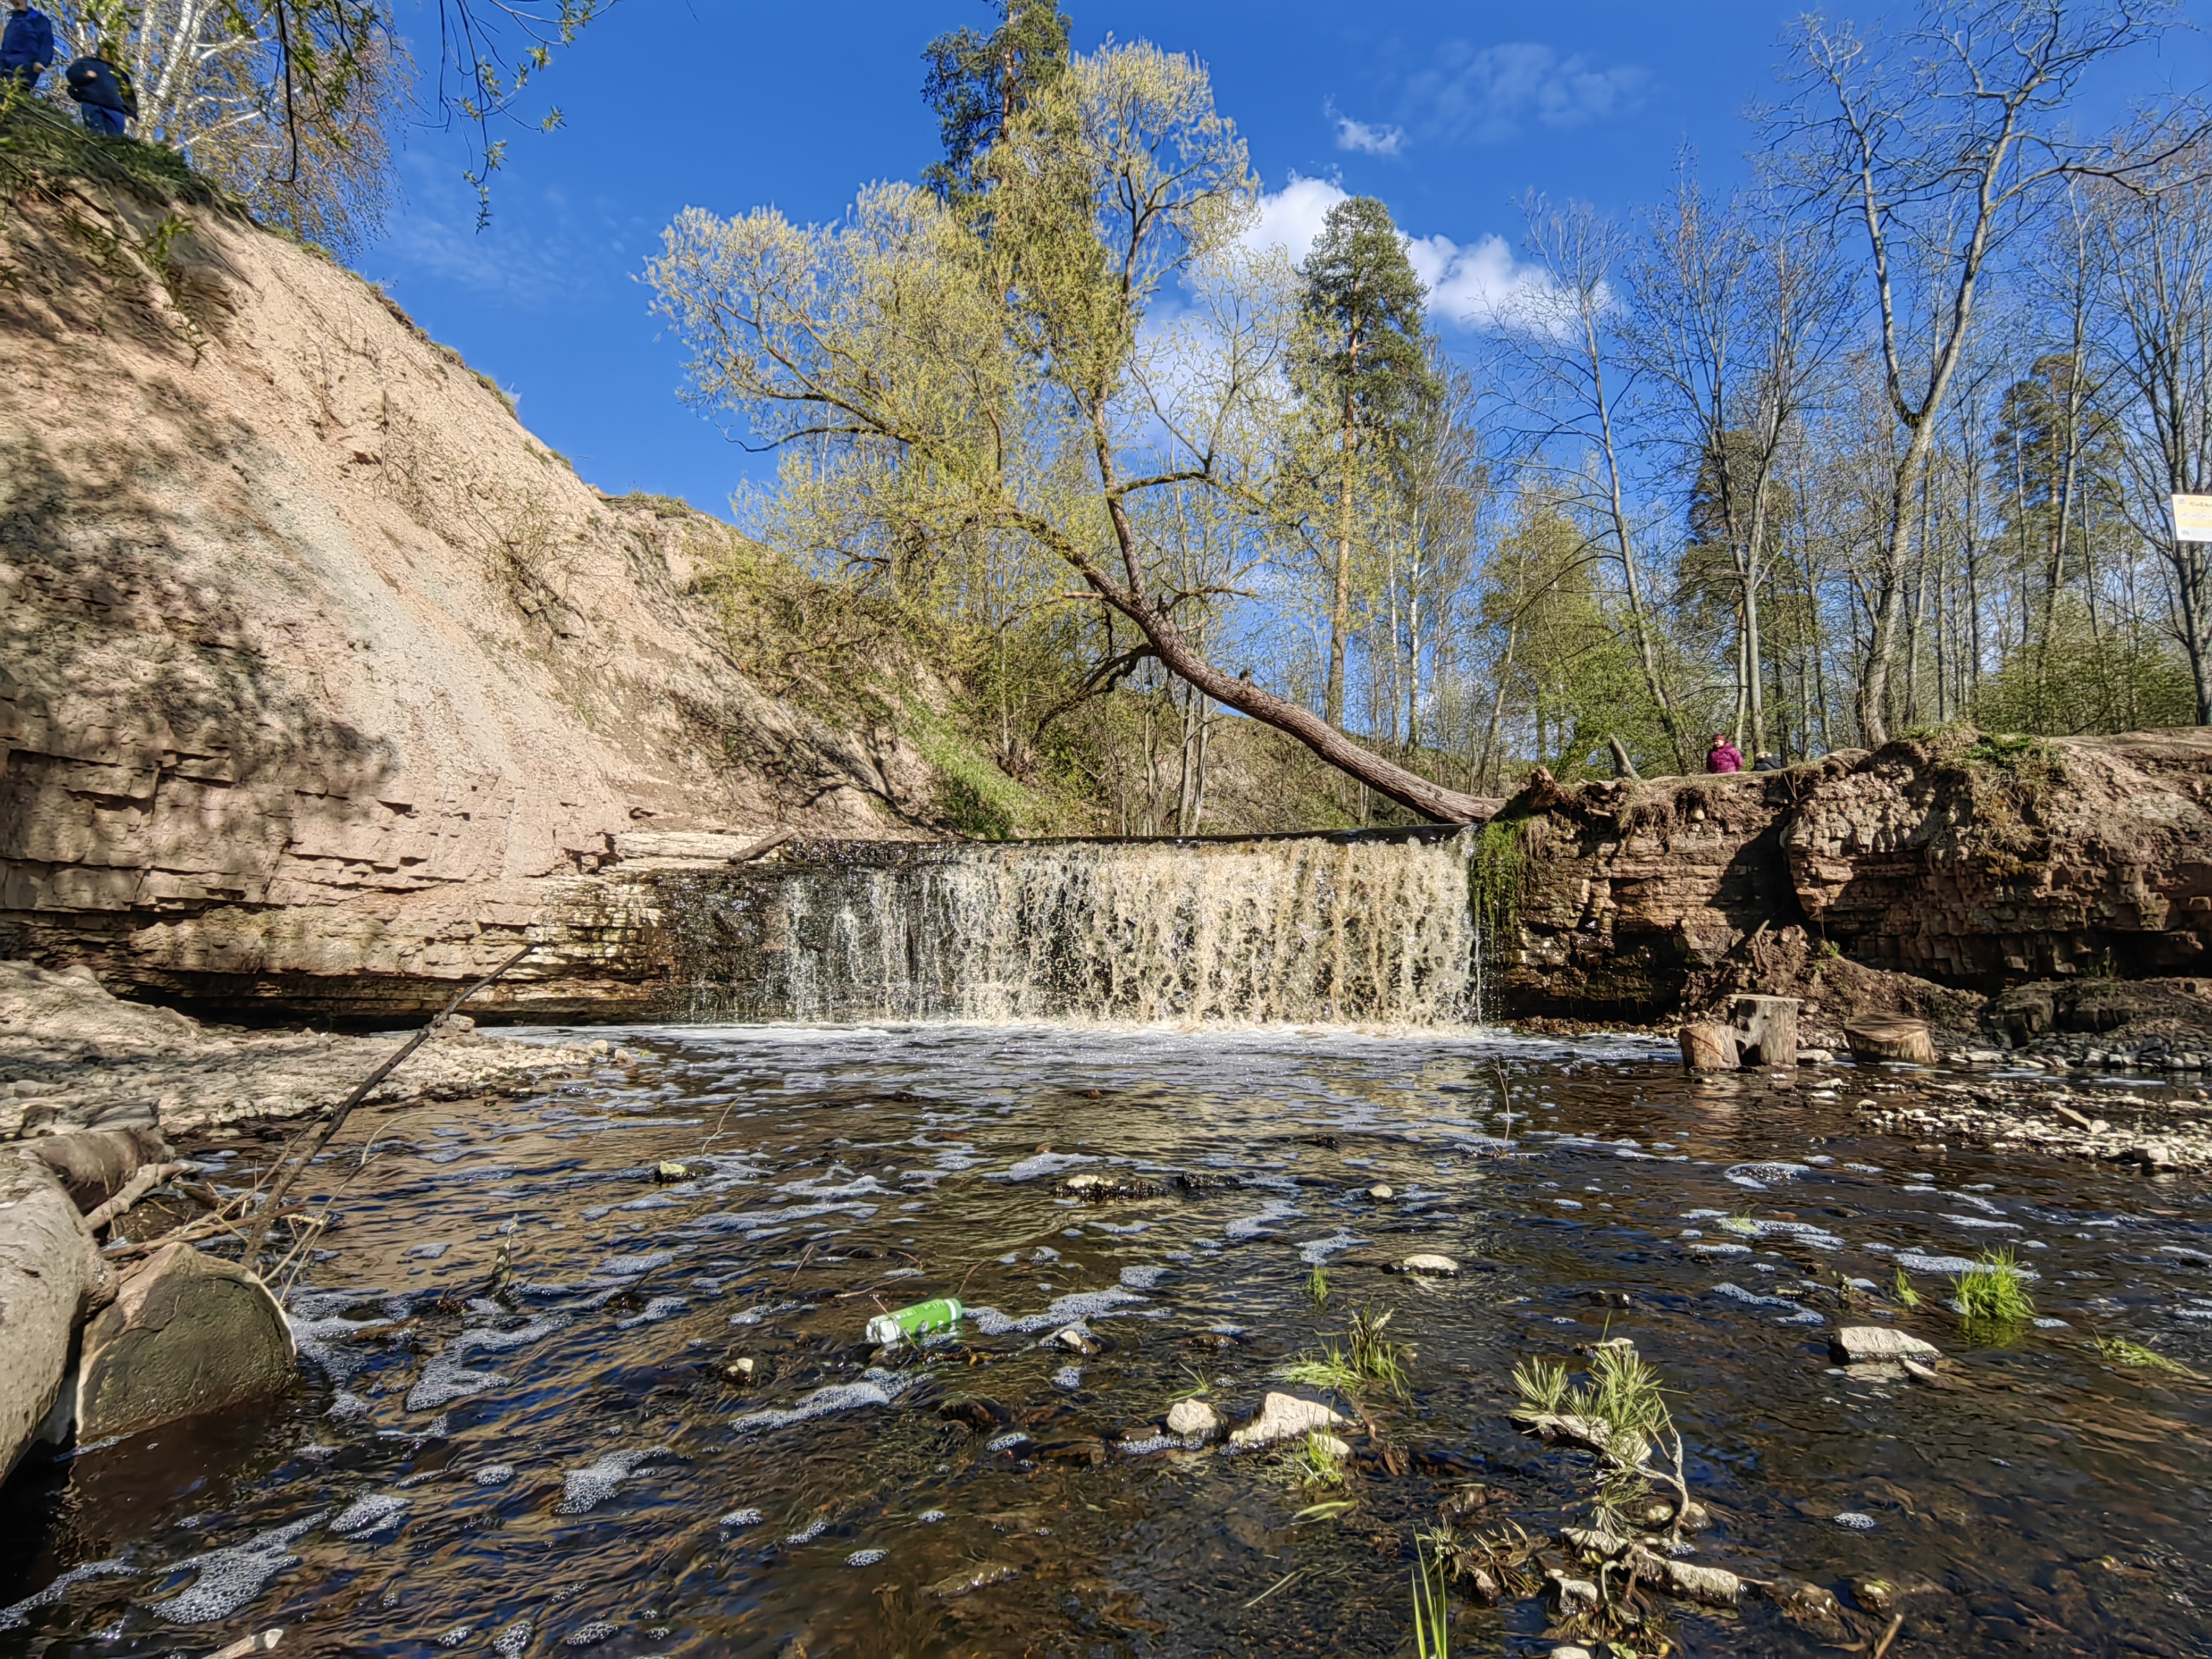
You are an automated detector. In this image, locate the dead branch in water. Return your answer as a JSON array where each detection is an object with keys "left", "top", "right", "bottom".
[{"left": 240, "top": 944, "right": 536, "bottom": 1261}]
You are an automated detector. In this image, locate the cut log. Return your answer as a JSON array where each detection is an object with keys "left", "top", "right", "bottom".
[
  {"left": 76, "top": 1242, "right": 296, "bottom": 1442},
  {"left": 1680, "top": 1023, "right": 1741, "bottom": 1071},
  {"left": 0, "top": 1152, "right": 111, "bottom": 1478},
  {"left": 1844, "top": 1015, "right": 1938, "bottom": 1067},
  {"left": 1730, "top": 994, "right": 1802, "bottom": 1067}
]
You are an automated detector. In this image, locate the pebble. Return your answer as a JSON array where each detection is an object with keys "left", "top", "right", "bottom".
[{"left": 1166, "top": 1398, "right": 1223, "bottom": 1440}]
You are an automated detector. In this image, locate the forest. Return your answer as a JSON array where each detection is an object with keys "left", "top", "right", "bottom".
[{"left": 22, "top": 0, "right": 2212, "bottom": 830}]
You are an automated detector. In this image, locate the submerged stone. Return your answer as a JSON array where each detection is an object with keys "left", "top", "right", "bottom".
[
  {"left": 1228, "top": 1392, "right": 1345, "bottom": 1448},
  {"left": 1831, "top": 1327, "right": 1941, "bottom": 1364},
  {"left": 1165, "top": 1398, "right": 1222, "bottom": 1440},
  {"left": 1395, "top": 1253, "right": 1460, "bottom": 1276}
]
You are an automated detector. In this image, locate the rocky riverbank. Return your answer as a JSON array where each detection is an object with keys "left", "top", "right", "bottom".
[
  {"left": 0, "top": 960, "right": 609, "bottom": 1141},
  {"left": 1851, "top": 1068, "right": 2212, "bottom": 1174}
]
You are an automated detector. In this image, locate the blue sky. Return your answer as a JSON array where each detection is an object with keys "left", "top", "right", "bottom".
[{"left": 365, "top": 1, "right": 2212, "bottom": 515}]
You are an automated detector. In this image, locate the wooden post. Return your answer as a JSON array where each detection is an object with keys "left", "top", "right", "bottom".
[
  {"left": 1680, "top": 1024, "right": 1741, "bottom": 1071},
  {"left": 1844, "top": 1015, "right": 1938, "bottom": 1067},
  {"left": 1730, "top": 995, "right": 1802, "bottom": 1067}
]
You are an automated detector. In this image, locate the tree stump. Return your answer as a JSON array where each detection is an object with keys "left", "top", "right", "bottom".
[
  {"left": 1731, "top": 995, "right": 1802, "bottom": 1067},
  {"left": 1844, "top": 1015, "right": 1937, "bottom": 1067},
  {"left": 1680, "top": 1023, "right": 1741, "bottom": 1071}
]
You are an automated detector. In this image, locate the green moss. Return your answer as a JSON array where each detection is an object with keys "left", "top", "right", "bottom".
[{"left": 1469, "top": 816, "right": 1529, "bottom": 952}]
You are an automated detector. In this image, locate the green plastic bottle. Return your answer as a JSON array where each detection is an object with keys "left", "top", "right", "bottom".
[{"left": 866, "top": 1297, "right": 963, "bottom": 1347}]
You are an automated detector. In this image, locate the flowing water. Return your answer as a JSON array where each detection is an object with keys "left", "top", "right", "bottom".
[
  {"left": 3, "top": 1023, "right": 2210, "bottom": 1658},
  {"left": 655, "top": 830, "right": 1482, "bottom": 1027}
]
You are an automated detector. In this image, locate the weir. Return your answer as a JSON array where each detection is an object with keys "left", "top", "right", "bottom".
[{"left": 653, "top": 826, "right": 1484, "bottom": 1027}]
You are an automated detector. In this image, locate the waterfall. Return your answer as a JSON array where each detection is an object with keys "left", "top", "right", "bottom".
[{"left": 660, "top": 828, "right": 1483, "bottom": 1029}]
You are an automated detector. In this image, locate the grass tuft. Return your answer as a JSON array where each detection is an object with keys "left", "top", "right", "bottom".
[
  {"left": 1892, "top": 1267, "right": 1921, "bottom": 1309},
  {"left": 1410, "top": 1528, "right": 1452, "bottom": 1658},
  {"left": 1953, "top": 1247, "right": 2035, "bottom": 1333},
  {"left": 1306, "top": 1264, "right": 1330, "bottom": 1310},
  {"left": 1513, "top": 1355, "right": 1572, "bottom": 1415},
  {"left": 1349, "top": 1304, "right": 1411, "bottom": 1400},
  {"left": 1284, "top": 1430, "right": 1346, "bottom": 1491},
  {"left": 1282, "top": 1350, "right": 1361, "bottom": 1394},
  {"left": 2094, "top": 1336, "right": 2198, "bottom": 1376}
]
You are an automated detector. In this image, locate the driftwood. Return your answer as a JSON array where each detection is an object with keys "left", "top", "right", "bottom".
[
  {"left": 730, "top": 828, "right": 794, "bottom": 864},
  {"left": 240, "top": 944, "right": 535, "bottom": 1260},
  {"left": 28, "top": 1126, "right": 172, "bottom": 1211},
  {"left": 1845, "top": 1015, "right": 1937, "bottom": 1066},
  {"left": 80, "top": 1162, "right": 188, "bottom": 1234}
]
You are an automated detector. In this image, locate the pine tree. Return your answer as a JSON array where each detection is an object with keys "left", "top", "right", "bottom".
[
  {"left": 921, "top": 0, "right": 1073, "bottom": 207},
  {"left": 1298, "top": 196, "right": 1437, "bottom": 728}
]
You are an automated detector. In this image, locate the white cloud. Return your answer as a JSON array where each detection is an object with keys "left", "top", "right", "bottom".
[
  {"left": 1243, "top": 177, "right": 1565, "bottom": 333},
  {"left": 1243, "top": 174, "right": 1351, "bottom": 268},
  {"left": 1406, "top": 41, "right": 1648, "bottom": 146},
  {"left": 1403, "top": 231, "right": 1568, "bottom": 332},
  {"left": 1330, "top": 107, "right": 1405, "bottom": 157}
]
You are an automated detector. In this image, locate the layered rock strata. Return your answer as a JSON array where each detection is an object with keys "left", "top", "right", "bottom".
[
  {"left": 1, "top": 182, "right": 942, "bottom": 1020},
  {"left": 1498, "top": 729, "right": 2212, "bottom": 1019}
]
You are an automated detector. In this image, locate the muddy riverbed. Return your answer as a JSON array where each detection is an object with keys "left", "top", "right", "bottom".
[{"left": 3, "top": 1024, "right": 2209, "bottom": 1657}]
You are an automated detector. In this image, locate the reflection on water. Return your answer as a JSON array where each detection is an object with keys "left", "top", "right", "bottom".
[{"left": 3, "top": 1024, "right": 2210, "bottom": 1657}]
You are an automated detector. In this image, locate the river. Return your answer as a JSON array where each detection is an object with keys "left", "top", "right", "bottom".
[{"left": 3, "top": 1020, "right": 2208, "bottom": 1655}]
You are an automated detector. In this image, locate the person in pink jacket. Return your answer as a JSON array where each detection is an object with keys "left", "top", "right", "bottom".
[{"left": 1705, "top": 733, "right": 1744, "bottom": 774}]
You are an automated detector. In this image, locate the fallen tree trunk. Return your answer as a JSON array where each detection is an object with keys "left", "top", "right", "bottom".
[{"left": 0, "top": 1154, "right": 110, "bottom": 1479}]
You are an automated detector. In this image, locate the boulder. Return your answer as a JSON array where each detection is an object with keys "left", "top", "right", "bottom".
[
  {"left": 1228, "top": 1392, "right": 1345, "bottom": 1448},
  {"left": 76, "top": 1243, "right": 296, "bottom": 1440}
]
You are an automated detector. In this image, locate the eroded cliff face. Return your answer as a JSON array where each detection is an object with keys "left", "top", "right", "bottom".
[
  {"left": 0, "top": 184, "right": 945, "bottom": 1018},
  {"left": 1496, "top": 729, "right": 2212, "bottom": 1019}
]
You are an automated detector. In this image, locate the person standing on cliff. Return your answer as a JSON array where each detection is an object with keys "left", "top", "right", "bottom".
[
  {"left": 1705, "top": 733, "right": 1744, "bottom": 774},
  {"left": 65, "top": 43, "right": 135, "bottom": 134},
  {"left": 0, "top": 0, "right": 56, "bottom": 91}
]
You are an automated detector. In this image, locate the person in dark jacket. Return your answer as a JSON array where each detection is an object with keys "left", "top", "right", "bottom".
[
  {"left": 1705, "top": 733, "right": 1744, "bottom": 774},
  {"left": 1751, "top": 751, "right": 1784, "bottom": 773},
  {"left": 65, "top": 44, "right": 135, "bottom": 134},
  {"left": 1, "top": 0, "right": 56, "bottom": 90}
]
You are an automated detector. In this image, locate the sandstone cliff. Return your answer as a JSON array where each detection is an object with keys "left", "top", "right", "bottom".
[{"left": 0, "top": 168, "right": 959, "bottom": 1017}]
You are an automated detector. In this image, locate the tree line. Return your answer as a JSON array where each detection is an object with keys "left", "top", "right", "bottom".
[
  {"left": 647, "top": 0, "right": 2212, "bottom": 821},
  {"left": 24, "top": 0, "right": 2212, "bottom": 825}
]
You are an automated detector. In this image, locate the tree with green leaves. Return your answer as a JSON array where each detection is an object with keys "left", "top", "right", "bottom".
[
  {"left": 1297, "top": 194, "right": 1435, "bottom": 728},
  {"left": 648, "top": 42, "right": 1494, "bottom": 823},
  {"left": 921, "top": 0, "right": 1071, "bottom": 207}
]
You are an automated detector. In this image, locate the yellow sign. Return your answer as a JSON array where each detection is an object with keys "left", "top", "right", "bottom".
[{"left": 2174, "top": 495, "right": 2212, "bottom": 541}]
